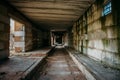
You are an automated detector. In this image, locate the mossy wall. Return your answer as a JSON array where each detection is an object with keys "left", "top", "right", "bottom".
[{"left": 71, "top": 0, "right": 120, "bottom": 69}]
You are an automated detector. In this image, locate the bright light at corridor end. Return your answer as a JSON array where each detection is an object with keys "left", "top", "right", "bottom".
[{"left": 56, "top": 45, "right": 65, "bottom": 49}]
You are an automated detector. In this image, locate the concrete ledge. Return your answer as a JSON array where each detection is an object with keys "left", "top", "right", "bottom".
[
  {"left": 66, "top": 48, "right": 120, "bottom": 80},
  {"left": 0, "top": 47, "right": 54, "bottom": 80},
  {"left": 20, "top": 47, "right": 55, "bottom": 80},
  {"left": 20, "top": 57, "right": 45, "bottom": 80},
  {"left": 67, "top": 50, "right": 96, "bottom": 80}
]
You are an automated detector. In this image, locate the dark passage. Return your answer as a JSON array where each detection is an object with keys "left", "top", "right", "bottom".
[
  {"left": 37, "top": 47, "right": 86, "bottom": 80},
  {"left": 56, "top": 35, "right": 62, "bottom": 44}
]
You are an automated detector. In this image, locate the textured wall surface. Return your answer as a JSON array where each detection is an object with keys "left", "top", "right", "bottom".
[
  {"left": 0, "top": 5, "right": 10, "bottom": 59},
  {"left": 0, "top": 1, "right": 50, "bottom": 59},
  {"left": 71, "top": 0, "right": 120, "bottom": 69}
]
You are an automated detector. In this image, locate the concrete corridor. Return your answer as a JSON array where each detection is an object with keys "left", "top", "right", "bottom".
[
  {"left": 37, "top": 47, "right": 86, "bottom": 80},
  {"left": 0, "top": 0, "right": 120, "bottom": 80}
]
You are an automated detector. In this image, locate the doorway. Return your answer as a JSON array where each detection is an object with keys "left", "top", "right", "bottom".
[
  {"left": 9, "top": 18, "right": 25, "bottom": 54},
  {"left": 56, "top": 35, "right": 62, "bottom": 44}
]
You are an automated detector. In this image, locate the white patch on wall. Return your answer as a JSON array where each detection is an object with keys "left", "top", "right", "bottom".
[
  {"left": 14, "top": 42, "right": 25, "bottom": 47},
  {"left": 14, "top": 31, "right": 25, "bottom": 36}
]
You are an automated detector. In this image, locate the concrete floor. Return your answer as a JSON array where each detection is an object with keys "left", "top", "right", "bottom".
[
  {"left": 38, "top": 48, "right": 86, "bottom": 80},
  {"left": 0, "top": 47, "right": 51, "bottom": 80},
  {"left": 67, "top": 48, "right": 120, "bottom": 80}
]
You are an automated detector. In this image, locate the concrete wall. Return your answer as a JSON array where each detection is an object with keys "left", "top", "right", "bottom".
[
  {"left": 32, "top": 28, "right": 44, "bottom": 49},
  {"left": 0, "top": 5, "right": 10, "bottom": 59},
  {"left": 32, "top": 28, "right": 51, "bottom": 49},
  {"left": 42, "top": 31, "right": 51, "bottom": 46},
  {"left": 8, "top": 4, "right": 50, "bottom": 51},
  {"left": 68, "top": 28, "right": 74, "bottom": 48},
  {"left": 70, "top": 0, "right": 120, "bottom": 69},
  {"left": 9, "top": 12, "right": 34, "bottom": 52},
  {"left": 0, "top": 1, "right": 50, "bottom": 59},
  {"left": 63, "top": 33, "right": 68, "bottom": 46},
  {"left": 25, "top": 23, "right": 33, "bottom": 51}
]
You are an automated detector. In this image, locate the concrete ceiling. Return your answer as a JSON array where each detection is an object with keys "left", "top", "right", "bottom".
[{"left": 6, "top": 0, "right": 95, "bottom": 30}]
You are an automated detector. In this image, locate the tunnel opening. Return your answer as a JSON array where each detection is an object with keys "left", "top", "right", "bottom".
[
  {"left": 56, "top": 35, "right": 62, "bottom": 44},
  {"left": 51, "top": 30, "right": 68, "bottom": 47}
]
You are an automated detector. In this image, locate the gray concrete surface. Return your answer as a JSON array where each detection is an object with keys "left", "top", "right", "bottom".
[
  {"left": 0, "top": 47, "right": 52, "bottom": 80},
  {"left": 38, "top": 47, "right": 86, "bottom": 80},
  {"left": 67, "top": 48, "right": 120, "bottom": 80}
]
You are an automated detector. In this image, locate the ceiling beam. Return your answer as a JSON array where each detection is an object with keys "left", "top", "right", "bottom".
[
  {"left": 19, "top": 11, "right": 80, "bottom": 16},
  {"left": 7, "top": 0, "right": 93, "bottom": 3},
  {"left": 9, "top": 2, "right": 89, "bottom": 11},
  {"left": 28, "top": 16, "right": 79, "bottom": 21},
  {"left": 24, "top": 13, "right": 79, "bottom": 18},
  {"left": 18, "top": 8, "right": 82, "bottom": 13},
  {"left": 6, "top": 0, "right": 95, "bottom": 30}
]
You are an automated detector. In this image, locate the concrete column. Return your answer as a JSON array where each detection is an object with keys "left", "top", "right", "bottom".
[{"left": 0, "top": 5, "right": 10, "bottom": 59}]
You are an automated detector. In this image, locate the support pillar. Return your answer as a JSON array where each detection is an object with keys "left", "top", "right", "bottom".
[{"left": 0, "top": 5, "right": 10, "bottom": 59}]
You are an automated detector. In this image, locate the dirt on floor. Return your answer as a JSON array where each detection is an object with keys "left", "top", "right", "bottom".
[{"left": 37, "top": 48, "right": 86, "bottom": 80}]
